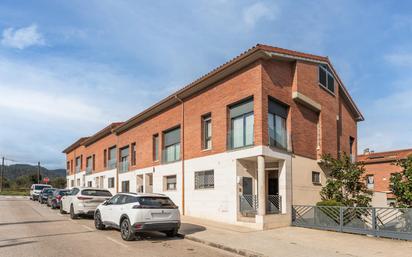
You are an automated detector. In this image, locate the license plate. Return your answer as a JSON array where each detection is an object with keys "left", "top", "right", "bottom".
[{"left": 152, "top": 213, "right": 170, "bottom": 218}]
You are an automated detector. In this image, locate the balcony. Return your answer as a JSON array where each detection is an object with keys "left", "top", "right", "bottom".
[
  {"left": 162, "top": 144, "right": 180, "bottom": 164},
  {"left": 75, "top": 166, "right": 80, "bottom": 173},
  {"left": 227, "top": 130, "right": 254, "bottom": 150},
  {"left": 108, "top": 159, "right": 117, "bottom": 170},
  {"left": 86, "top": 166, "right": 92, "bottom": 175},
  {"left": 119, "top": 160, "right": 129, "bottom": 173}
]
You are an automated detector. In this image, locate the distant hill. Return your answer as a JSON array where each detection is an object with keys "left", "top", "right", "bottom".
[{"left": 2, "top": 164, "right": 65, "bottom": 180}]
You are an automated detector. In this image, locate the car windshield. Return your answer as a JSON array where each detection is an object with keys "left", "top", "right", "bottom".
[
  {"left": 35, "top": 185, "right": 51, "bottom": 190},
  {"left": 136, "top": 197, "right": 177, "bottom": 208},
  {"left": 43, "top": 189, "right": 54, "bottom": 193},
  {"left": 81, "top": 190, "right": 112, "bottom": 197}
]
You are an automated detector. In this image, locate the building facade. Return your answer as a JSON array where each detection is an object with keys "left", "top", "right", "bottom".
[
  {"left": 64, "top": 44, "right": 363, "bottom": 229},
  {"left": 358, "top": 148, "right": 412, "bottom": 206}
]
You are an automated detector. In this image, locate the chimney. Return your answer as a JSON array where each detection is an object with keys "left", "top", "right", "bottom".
[{"left": 363, "top": 148, "right": 370, "bottom": 155}]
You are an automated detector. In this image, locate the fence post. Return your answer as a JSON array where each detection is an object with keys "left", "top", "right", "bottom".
[
  {"left": 371, "top": 208, "right": 377, "bottom": 237},
  {"left": 339, "top": 207, "right": 343, "bottom": 232}
]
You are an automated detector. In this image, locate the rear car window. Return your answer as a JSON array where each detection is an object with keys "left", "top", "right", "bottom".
[
  {"left": 43, "top": 189, "right": 54, "bottom": 193},
  {"left": 137, "top": 197, "right": 177, "bottom": 208},
  {"left": 35, "top": 185, "right": 51, "bottom": 190},
  {"left": 81, "top": 190, "right": 112, "bottom": 197},
  {"left": 58, "top": 190, "right": 69, "bottom": 196}
]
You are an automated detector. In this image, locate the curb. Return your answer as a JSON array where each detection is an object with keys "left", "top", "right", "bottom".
[{"left": 179, "top": 234, "right": 266, "bottom": 257}]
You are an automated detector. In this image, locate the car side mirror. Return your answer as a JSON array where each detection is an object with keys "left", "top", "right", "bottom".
[{"left": 103, "top": 200, "right": 110, "bottom": 206}]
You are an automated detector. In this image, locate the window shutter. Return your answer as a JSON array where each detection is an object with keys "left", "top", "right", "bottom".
[
  {"left": 268, "top": 100, "right": 288, "bottom": 118},
  {"left": 229, "top": 99, "right": 254, "bottom": 118},
  {"left": 164, "top": 128, "right": 181, "bottom": 146}
]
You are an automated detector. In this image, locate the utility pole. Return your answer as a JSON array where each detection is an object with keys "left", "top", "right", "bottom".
[
  {"left": 37, "top": 162, "right": 40, "bottom": 184},
  {"left": 0, "top": 157, "right": 4, "bottom": 192}
]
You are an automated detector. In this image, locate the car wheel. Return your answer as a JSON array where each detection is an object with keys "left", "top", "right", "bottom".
[
  {"left": 70, "top": 204, "right": 78, "bottom": 219},
  {"left": 165, "top": 228, "right": 178, "bottom": 237},
  {"left": 51, "top": 201, "right": 56, "bottom": 209},
  {"left": 120, "top": 218, "right": 135, "bottom": 241},
  {"left": 94, "top": 211, "right": 105, "bottom": 230}
]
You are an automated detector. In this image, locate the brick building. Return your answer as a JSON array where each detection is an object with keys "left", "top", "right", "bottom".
[
  {"left": 358, "top": 148, "right": 412, "bottom": 206},
  {"left": 63, "top": 44, "right": 363, "bottom": 229}
]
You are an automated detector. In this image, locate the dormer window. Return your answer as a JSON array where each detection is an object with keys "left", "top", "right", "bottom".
[{"left": 319, "top": 65, "right": 335, "bottom": 93}]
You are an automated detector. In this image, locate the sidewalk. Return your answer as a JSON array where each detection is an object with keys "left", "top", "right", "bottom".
[{"left": 179, "top": 216, "right": 412, "bottom": 257}]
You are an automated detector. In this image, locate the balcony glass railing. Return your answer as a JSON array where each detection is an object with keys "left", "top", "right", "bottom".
[
  {"left": 108, "top": 159, "right": 117, "bottom": 170},
  {"left": 119, "top": 160, "right": 129, "bottom": 173},
  {"left": 227, "top": 129, "right": 254, "bottom": 150},
  {"left": 162, "top": 144, "right": 181, "bottom": 163},
  {"left": 75, "top": 166, "right": 80, "bottom": 173},
  {"left": 86, "top": 166, "right": 92, "bottom": 175},
  {"left": 268, "top": 131, "right": 289, "bottom": 150}
]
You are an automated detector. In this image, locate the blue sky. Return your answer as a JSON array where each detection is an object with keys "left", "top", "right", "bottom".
[{"left": 0, "top": 0, "right": 411, "bottom": 168}]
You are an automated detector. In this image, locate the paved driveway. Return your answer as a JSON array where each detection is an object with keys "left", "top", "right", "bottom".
[{"left": 0, "top": 196, "right": 236, "bottom": 257}]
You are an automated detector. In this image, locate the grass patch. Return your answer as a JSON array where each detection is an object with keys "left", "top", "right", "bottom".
[{"left": 0, "top": 190, "right": 29, "bottom": 196}]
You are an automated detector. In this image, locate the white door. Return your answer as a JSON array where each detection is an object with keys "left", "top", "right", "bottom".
[{"left": 101, "top": 195, "right": 120, "bottom": 224}]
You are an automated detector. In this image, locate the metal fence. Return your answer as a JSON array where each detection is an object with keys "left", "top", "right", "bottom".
[
  {"left": 292, "top": 205, "right": 412, "bottom": 240},
  {"left": 239, "top": 195, "right": 282, "bottom": 216}
]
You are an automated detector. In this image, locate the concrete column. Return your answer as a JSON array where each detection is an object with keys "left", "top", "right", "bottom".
[{"left": 257, "top": 155, "right": 266, "bottom": 216}]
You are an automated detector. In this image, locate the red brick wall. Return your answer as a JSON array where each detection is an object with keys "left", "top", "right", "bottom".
[
  {"left": 65, "top": 145, "right": 86, "bottom": 175},
  {"left": 339, "top": 95, "right": 358, "bottom": 158},
  {"left": 363, "top": 161, "right": 402, "bottom": 193},
  {"left": 84, "top": 134, "right": 117, "bottom": 173}
]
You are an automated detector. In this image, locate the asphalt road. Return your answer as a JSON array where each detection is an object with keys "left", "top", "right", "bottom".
[{"left": 0, "top": 196, "right": 236, "bottom": 257}]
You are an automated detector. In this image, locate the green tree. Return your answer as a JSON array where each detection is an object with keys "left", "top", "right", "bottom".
[
  {"left": 319, "top": 153, "right": 372, "bottom": 207},
  {"left": 51, "top": 177, "right": 66, "bottom": 189},
  {"left": 390, "top": 156, "right": 412, "bottom": 207}
]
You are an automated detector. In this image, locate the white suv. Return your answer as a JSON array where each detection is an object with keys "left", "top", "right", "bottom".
[
  {"left": 30, "top": 184, "right": 52, "bottom": 201},
  {"left": 60, "top": 187, "right": 112, "bottom": 219},
  {"left": 94, "top": 193, "right": 180, "bottom": 241}
]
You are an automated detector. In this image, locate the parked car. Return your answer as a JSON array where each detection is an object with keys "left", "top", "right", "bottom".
[
  {"left": 38, "top": 188, "right": 56, "bottom": 204},
  {"left": 47, "top": 189, "right": 70, "bottom": 209},
  {"left": 94, "top": 193, "right": 180, "bottom": 241},
  {"left": 60, "top": 187, "right": 112, "bottom": 219},
  {"left": 30, "top": 184, "right": 52, "bottom": 201}
]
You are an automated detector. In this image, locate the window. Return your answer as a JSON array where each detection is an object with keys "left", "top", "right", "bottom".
[
  {"left": 81, "top": 189, "right": 112, "bottom": 197},
  {"left": 153, "top": 134, "right": 159, "bottom": 161},
  {"left": 136, "top": 197, "right": 177, "bottom": 209},
  {"left": 103, "top": 149, "right": 107, "bottom": 168},
  {"left": 92, "top": 154, "right": 95, "bottom": 170},
  {"left": 165, "top": 175, "right": 177, "bottom": 191},
  {"left": 71, "top": 180, "right": 74, "bottom": 187},
  {"left": 87, "top": 181, "right": 92, "bottom": 187},
  {"left": 268, "top": 99, "right": 288, "bottom": 149},
  {"left": 229, "top": 98, "right": 254, "bottom": 149},
  {"left": 66, "top": 161, "right": 70, "bottom": 173},
  {"left": 366, "top": 175, "right": 374, "bottom": 189},
  {"left": 108, "top": 146, "right": 117, "bottom": 169},
  {"left": 349, "top": 137, "right": 355, "bottom": 162},
  {"left": 202, "top": 114, "right": 212, "bottom": 150},
  {"left": 195, "top": 170, "right": 214, "bottom": 189},
  {"left": 75, "top": 156, "right": 81, "bottom": 172},
  {"left": 119, "top": 146, "right": 129, "bottom": 173},
  {"left": 163, "top": 127, "right": 181, "bottom": 163},
  {"left": 121, "top": 181, "right": 130, "bottom": 192},
  {"left": 76, "top": 178, "right": 80, "bottom": 186},
  {"left": 312, "top": 171, "right": 321, "bottom": 184},
  {"left": 70, "top": 160, "right": 73, "bottom": 172},
  {"left": 131, "top": 143, "right": 136, "bottom": 166},
  {"left": 86, "top": 156, "right": 93, "bottom": 174},
  {"left": 108, "top": 177, "right": 115, "bottom": 188},
  {"left": 319, "top": 65, "right": 335, "bottom": 93}
]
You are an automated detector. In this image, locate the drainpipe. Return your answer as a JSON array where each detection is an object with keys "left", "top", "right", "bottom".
[
  {"left": 175, "top": 95, "right": 185, "bottom": 215},
  {"left": 73, "top": 149, "right": 76, "bottom": 188},
  {"left": 115, "top": 130, "right": 119, "bottom": 193}
]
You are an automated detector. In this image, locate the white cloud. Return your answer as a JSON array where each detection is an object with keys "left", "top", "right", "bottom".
[
  {"left": 242, "top": 2, "right": 277, "bottom": 28},
  {"left": 1, "top": 24, "right": 45, "bottom": 49}
]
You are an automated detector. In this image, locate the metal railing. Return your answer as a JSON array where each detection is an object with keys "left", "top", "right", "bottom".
[
  {"left": 268, "top": 131, "right": 291, "bottom": 151},
  {"left": 108, "top": 159, "right": 117, "bottom": 169},
  {"left": 267, "top": 195, "right": 281, "bottom": 214},
  {"left": 119, "top": 160, "right": 129, "bottom": 173},
  {"left": 239, "top": 195, "right": 258, "bottom": 215},
  {"left": 292, "top": 205, "right": 412, "bottom": 240}
]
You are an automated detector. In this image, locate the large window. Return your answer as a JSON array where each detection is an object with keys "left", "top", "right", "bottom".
[
  {"left": 268, "top": 99, "right": 288, "bottom": 149},
  {"left": 75, "top": 156, "right": 81, "bottom": 173},
  {"left": 119, "top": 146, "right": 129, "bottom": 173},
  {"left": 366, "top": 175, "right": 374, "bottom": 190},
  {"left": 229, "top": 98, "right": 254, "bottom": 149},
  {"left": 319, "top": 65, "right": 335, "bottom": 93},
  {"left": 202, "top": 114, "right": 212, "bottom": 150},
  {"left": 349, "top": 137, "right": 355, "bottom": 162},
  {"left": 165, "top": 175, "right": 177, "bottom": 191},
  {"left": 108, "top": 146, "right": 117, "bottom": 169},
  {"left": 86, "top": 156, "right": 93, "bottom": 174},
  {"left": 153, "top": 134, "right": 159, "bottom": 161},
  {"left": 195, "top": 170, "right": 214, "bottom": 189},
  {"left": 163, "top": 127, "right": 181, "bottom": 163}
]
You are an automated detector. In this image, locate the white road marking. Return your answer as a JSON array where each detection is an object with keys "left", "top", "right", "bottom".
[{"left": 106, "top": 236, "right": 128, "bottom": 248}]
